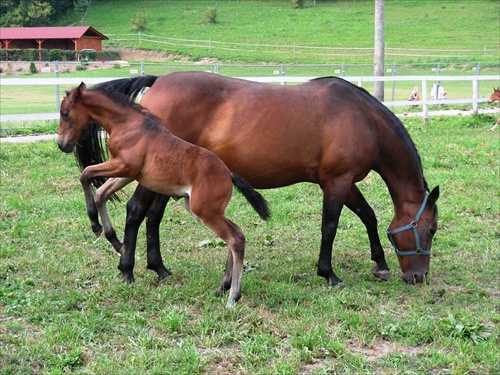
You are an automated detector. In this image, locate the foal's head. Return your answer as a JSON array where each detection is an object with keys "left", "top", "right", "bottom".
[
  {"left": 488, "top": 87, "right": 500, "bottom": 103},
  {"left": 57, "top": 82, "right": 91, "bottom": 153}
]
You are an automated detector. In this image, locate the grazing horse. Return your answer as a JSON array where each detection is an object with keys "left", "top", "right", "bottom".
[
  {"left": 57, "top": 83, "right": 270, "bottom": 306},
  {"left": 487, "top": 87, "right": 500, "bottom": 131},
  {"left": 76, "top": 72, "right": 440, "bottom": 286}
]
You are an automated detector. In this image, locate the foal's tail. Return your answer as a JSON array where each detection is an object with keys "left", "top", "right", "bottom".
[
  {"left": 74, "top": 76, "right": 160, "bottom": 191},
  {"left": 231, "top": 174, "right": 270, "bottom": 221}
]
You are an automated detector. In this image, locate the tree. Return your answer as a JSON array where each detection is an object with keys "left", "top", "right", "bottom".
[{"left": 0, "top": 0, "right": 74, "bottom": 27}]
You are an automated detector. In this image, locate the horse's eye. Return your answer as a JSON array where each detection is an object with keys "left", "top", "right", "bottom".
[{"left": 61, "top": 110, "right": 69, "bottom": 119}]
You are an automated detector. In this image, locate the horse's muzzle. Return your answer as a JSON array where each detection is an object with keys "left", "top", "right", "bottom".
[{"left": 57, "top": 138, "right": 74, "bottom": 153}]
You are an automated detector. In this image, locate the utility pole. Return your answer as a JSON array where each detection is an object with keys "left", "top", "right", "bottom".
[{"left": 374, "top": 0, "right": 385, "bottom": 101}]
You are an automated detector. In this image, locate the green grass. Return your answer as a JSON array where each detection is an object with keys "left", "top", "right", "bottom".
[
  {"left": 55, "top": 0, "right": 500, "bottom": 64},
  {"left": 1, "top": 115, "right": 499, "bottom": 374}
]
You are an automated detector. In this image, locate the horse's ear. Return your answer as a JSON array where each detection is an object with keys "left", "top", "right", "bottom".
[{"left": 428, "top": 186, "right": 440, "bottom": 205}]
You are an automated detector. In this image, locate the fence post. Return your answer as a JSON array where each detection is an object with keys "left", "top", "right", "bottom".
[
  {"left": 141, "top": 61, "right": 145, "bottom": 76},
  {"left": 473, "top": 78, "right": 479, "bottom": 114},
  {"left": 390, "top": 63, "right": 396, "bottom": 110},
  {"left": 54, "top": 61, "right": 60, "bottom": 112},
  {"left": 422, "top": 79, "right": 428, "bottom": 123}
]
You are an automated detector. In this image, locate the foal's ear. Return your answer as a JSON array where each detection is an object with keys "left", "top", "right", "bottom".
[
  {"left": 76, "top": 82, "right": 86, "bottom": 97},
  {"left": 428, "top": 186, "right": 440, "bottom": 204}
]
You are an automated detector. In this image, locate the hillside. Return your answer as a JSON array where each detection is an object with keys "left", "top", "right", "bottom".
[{"left": 58, "top": 0, "right": 500, "bottom": 64}]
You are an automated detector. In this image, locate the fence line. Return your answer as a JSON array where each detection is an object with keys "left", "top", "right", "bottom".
[
  {"left": 1, "top": 75, "right": 499, "bottom": 124},
  {"left": 106, "top": 33, "right": 500, "bottom": 61}
]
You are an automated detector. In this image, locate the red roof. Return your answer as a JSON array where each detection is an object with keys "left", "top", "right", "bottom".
[{"left": 0, "top": 26, "right": 108, "bottom": 40}]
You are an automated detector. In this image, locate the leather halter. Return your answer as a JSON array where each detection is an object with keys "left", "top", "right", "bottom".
[{"left": 387, "top": 193, "right": 430, "bottom": 256}]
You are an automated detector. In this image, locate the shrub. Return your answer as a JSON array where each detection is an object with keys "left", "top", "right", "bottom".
[
  {"left": 202, "top": 6, "right": 217, "bottom": 24},
  {"left": 291, "top": 0, "right": 305, "bottom": 9},
  {"left": 29, "top": 62, "right": 37, "bottom": 74},
  {"left": 131, "top": 12, "right": 148, "bottom": 32}
]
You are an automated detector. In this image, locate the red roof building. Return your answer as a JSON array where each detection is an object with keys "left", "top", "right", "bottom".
[{"left": 0, "top": 26, "right": 108, "bottom": 52}]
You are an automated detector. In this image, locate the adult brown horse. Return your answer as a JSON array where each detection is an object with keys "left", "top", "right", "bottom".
[
  {"left": 487, "top": 87, "right": 500, "bottom": 131},
  {"left": 76, "top": 72, "right": 440, "bottom": 286},
  {"left": 58, "top": 83, "right": 270, "bottom": 305}
]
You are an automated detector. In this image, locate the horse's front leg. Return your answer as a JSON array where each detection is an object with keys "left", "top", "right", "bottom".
[
  {"left": 120, "top": 185, "right": 171, "bottom": 283},
  {"left": 317, "top": 179, "right": 351, "bottom": 288},
  {"left": 145, "top": 192, "right": 172, "bottom": 281},
  {"left": 94, "top": 177, "right": 134, "bottom": 252},
  {"left": 345, "top": 184, "right": 390, "bottom": 281}
]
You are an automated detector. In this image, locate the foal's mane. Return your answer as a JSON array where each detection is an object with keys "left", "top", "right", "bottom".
[
  {"left": 312, "top": 76, "right": 428, "bottom": 191},
  {"left": 88, "top": 86, "right": 163, "bottom": 125}
]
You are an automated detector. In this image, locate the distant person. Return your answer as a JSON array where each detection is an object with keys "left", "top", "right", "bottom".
[
  {"left": 408, "top": 87, "right": 420, "bottom": 102},
  {"left": 430, "top": 81, "right": 447, "bottom": 100}
]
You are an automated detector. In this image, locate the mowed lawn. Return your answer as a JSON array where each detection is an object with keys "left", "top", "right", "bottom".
[{"left": 0, "top": 114, "right": 498, "bottom": 374}]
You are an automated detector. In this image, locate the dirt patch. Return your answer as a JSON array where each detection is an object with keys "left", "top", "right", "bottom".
[{"left": 348, "top": 339, "right": 422, "bottom": 362}]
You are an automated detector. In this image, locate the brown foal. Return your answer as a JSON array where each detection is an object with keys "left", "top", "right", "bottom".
[{"left": 57, "top": 82, "right": 269, "bottom": 306}]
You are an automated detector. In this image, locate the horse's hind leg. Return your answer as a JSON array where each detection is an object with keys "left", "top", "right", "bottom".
[{"left": 345, "top": 184, "right": 390, "bottom": 281}]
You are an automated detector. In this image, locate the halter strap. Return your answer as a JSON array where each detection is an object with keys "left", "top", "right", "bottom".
[{"left": 387, "top": 193, "right": 431, "bottom": 256}]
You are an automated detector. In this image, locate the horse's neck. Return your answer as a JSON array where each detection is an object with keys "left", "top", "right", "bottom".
[{"left": 377, "top": 138, "right": 426, "bottom": 215}]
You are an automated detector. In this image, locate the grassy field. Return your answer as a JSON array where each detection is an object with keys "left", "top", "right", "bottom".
[
  {"left": 56, "top": 0, "right": 500, "bottom": 64},
  {"left": 1, "top": 115, "right": 499, "bottom": 374}
]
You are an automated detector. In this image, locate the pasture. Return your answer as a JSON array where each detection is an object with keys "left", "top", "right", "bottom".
[{"left": 0, "top": 115, "right": 498, "bottom": 374}]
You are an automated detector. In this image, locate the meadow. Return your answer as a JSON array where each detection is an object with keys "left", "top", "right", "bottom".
[
  {"left": 57, "top": 0, "right": 500, "bottom": 64},
  {"left": 0, "top": 115, "right": 499, "bottom": 374}
]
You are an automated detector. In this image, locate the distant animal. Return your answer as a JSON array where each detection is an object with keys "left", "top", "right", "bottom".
[
  {"left": 75, "top": 72, "right": 439, "bottom": 287},
  {"left": 487, "top": 87, "right": 500, "bottom": 131},
  {"left": 57, "top": 82, "right": 270, "bottom": 306}
]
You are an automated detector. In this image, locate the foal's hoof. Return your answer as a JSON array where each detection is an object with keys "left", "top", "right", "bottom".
[{"left": 373, "top": 269, "right": 391, "bottom": 281}]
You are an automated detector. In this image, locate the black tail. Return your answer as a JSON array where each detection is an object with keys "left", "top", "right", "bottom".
[
  {"left": 74, "top": 75, "right": 160, "bottom": 192},
  {"left": 231, "top": 173, "right": 270, "bottom": 221}
]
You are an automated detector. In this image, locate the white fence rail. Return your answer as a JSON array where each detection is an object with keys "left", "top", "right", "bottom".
[{"left": 1, "top": 75, "right": 499, "bottom": 123}]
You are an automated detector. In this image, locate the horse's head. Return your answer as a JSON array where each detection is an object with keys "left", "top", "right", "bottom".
[
  {"left": 488, "top": 87, "right": 500, "bottom": 104},
  {"left": 387, "top": 186, "right": 440, "bottom": 284},
  {"left": 57, "top": 82, "right": 90, "bottom": 153}
]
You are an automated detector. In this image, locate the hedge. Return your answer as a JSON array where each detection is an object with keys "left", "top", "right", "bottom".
[{"left": 0, "top": 49, "right": 121, "bottom": 61}]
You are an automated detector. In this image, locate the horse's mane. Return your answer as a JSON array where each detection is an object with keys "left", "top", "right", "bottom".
[{"left": 312, "top": 76, "right": 428, "bottom": 191}]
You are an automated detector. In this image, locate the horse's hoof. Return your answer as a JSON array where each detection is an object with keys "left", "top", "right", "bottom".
[
  {"left": 93, "top": 226, "right": 103, "bottom": 238},
  {"left": 327, "top": 279, "right": 346, "bottom": 289},
  {"left": 122, "top": 275, "right": 135, "bottom": 284},
  {"left": 157, "top": 272, "right": 173, "bottom": 283},
  {"left": 373, "top": 269, "right": 391, "bottom": 281}
]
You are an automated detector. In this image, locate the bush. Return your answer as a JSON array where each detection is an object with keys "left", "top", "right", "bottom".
[
  {"left": 0, "top": 49, "right": 121, "bottom": 62},
  {"left": 29, "top": 62, "right": 37, "bottom": 74},
  {"left": 202, "top": 6, "right": 217, "bottom": 24},
  {"left": 131, "top": 12, "right": 148, "bottom": 32},
  {"left": 291, "top": 0, "right": 305, "bottom": 9}
]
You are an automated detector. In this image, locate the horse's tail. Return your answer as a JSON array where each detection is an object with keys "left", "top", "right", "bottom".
[
  {"left": 231, "top": 174, "right": 270, "bottom": 221},
  {"left": 74, "top": 76, "right": 160, "bottom": 192}
]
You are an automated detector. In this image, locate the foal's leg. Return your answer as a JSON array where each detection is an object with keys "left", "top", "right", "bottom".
[
  {"left": 80, "top": 160, "right": 128, "bottom": 236},
  {"left": 94, "top": 177, "right": 134, "bottom": 251},
  {"left": 189, "top": 187, "right": 245, "bottom": 306},
  {"left": 344, "top": 184, "right": 390, "bottom": 281}
]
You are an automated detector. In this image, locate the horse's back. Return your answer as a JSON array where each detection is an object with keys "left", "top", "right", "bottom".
[{"left": 140, "top": 72, "right": 393, "bottom": 187}]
